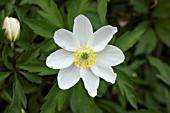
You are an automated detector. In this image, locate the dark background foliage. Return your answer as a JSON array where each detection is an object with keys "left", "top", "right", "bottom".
[{"left": 0, "top": 0, "right": 170, "bottom": 113}]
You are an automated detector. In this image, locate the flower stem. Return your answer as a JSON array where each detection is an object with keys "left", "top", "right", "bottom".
[{"left": 10, "top": 42, "right": 15, "bottom": 50}]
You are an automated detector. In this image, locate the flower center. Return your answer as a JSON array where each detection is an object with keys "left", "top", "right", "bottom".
[{"left": 73, "top": 46, "right": 96, "bottom": 69}]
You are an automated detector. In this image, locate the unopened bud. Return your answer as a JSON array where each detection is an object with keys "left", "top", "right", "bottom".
[{"left": 2, "top": 17, "right": 20, "bottom": 42}]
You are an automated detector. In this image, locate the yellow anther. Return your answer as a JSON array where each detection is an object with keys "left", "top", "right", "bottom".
[{"left": 73, "top": 46, "right": 96, "bottom": 69}]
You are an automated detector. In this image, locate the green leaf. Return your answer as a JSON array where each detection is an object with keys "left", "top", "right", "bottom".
[
  {"left": 13, "top": 6, "right": 23, "bottom": 21},
  {"left": 129, "top": 59, "right": 146, "bottom": 70},
  {"left": 40, "top": 83, "right": 67, "bottom": 113},
  {"left": 29, "top": 0, "right": 63, "bottom": 28},
  {"left": 84, "top": 2, "right": 103, "bottom": 30},
  {"left": 17, "top": 62, "right": 58, "bottom": 75},
  {"left": 135, "top": 28, "right": 157, "bottom": 55},
  {"left": 0, "top": 72, "right": 11, "bottom": 82},
  {"left": 23, "top": 18, "right": 57, "bottom": 39},
  {"left": 115, "top": 22, "right": 145, "bottom": 52},
  {"left": 115, "top": 69, "right": 137, "bottom": 109},
  {"left": 130, "top": 0, "right": 149, "bottom": 12},
  {"left": 2, "top": 44, "right": 13, "bottom": 70},
  {"left": 97, "top": 0, "right": 109, "bottom": 25},
  {"left": 20, "top": 72, "right": 42, "bottom": 84},
  {"left": 129, "top": 109, "right": 162, "bottom": 113},
  {"left": 0, "top": 90, "right": 12, "bottom": 102},
  {"left": 70, "top": 81, "right": 95, "bottom": 113},
  {"left": 153, "top": 0, "right": 170, "bottom": 18},
  {"left": 16, "top": 40, "right": 32, "bottom": 50},
  {"left": 21, "top": 81, "right": 38, "bottom": 94},
  {"left": 19, "top": 0, "right": 29, "bottom": 6},
  {"left": 0, "top": 9, "right": 5, "bottom": 28},
  {"left": 5, "top": 3, "right": 14, "bottom": 16},
  {"left": 144, "top": 92, "right": 159, "bottom": 110},
  {"left": 6, "top": 77, "right": 27, "bottom": 113},
  {"left": 16, "top": 48, "right": 40, "bottom": 64},
  {"left": 66, "top": 0, "right": 89, "bottom": 29},
  {"left": 148, "top": 57, "right": 170, "bottom": 86},
  {"left": 155, "top": 20, "right": 170, "bottom": 47},
  {"left": 96, "top": 99, "right": 126, "bottom": 113},
  {"left": 165, "top": 90, "right": 170, "bottom": 113},
  {"left": 28, "top": 95, "right": 40, "bottom": 113},
  {"left": 97, "top": 80, "right": 110, "bottom": 97}
]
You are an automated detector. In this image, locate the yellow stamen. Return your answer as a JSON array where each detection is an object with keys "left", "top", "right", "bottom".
[{"left": 73, "top": 46, "right": 96, "bottom": 69}]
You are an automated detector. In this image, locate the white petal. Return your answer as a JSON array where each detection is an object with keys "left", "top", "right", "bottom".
[
  {"left": 91, "top": 64, "right": 117, "bottom": 84},
  {"left": 46, "top": 49, "right": 73, "bottom": 69},
  {"left": 54, "top": 29, "right": 79, "bottom": 51},
  {"left": 73, "top": 14, "right": 93, "bottom": 46},
  {"left": 80, "top": 69, "right": 99, "bottom": 97},
  {"left": 88, "top": 25, "right": 117, "bottom": 52},
  {"left": 96, "top": 45, "right": 125, "bottom": 67},
  {"left": 58, "top": 64, "right": 80, "bottom": 89}
]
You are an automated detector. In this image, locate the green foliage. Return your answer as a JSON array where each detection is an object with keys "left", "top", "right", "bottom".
[
  {"left": 148, "top": 57, "right": 170, "bottom": 86},
  {"left": 0, "top": 0, "right": 170, "bottom": 113},
  {"left": 115, "top": 69, "right": 137, "bottom": 109},
  {"left": 40, "top": 83, "right": 67, "bottom": 113},
  {"left": 155, "top": 20, "right": 170, "bottom": 47},
  {"left": 70, "top": 81, "right": 99, "bottom": 113},
  {"left": 5, "top": 77, "right": 27, "bottom": 113},
  {"left": 29, "top": 0, "right": 63, "bottom": 28},
  {"left": 20, "top": 72, "right": 42, "bottom": 84},
  {"left": 2, "top": 44, "right": 13, "bottom": 70},
  {"left": 115, "top": 22, "right": 145, "bottom": 52},
  {"left": 135, "top": 27, "right": 157, "bottom": 55},
  {"left": 66, "top": 0, "right": 89, "bottom": 29},
  {"left": 153, "top": 0, "right": 170, "bottom": 18},
  {"left": 0, "top": 72, "right": 11, "bottom": 82},
  {"left": 17, "top": 62, "right": 58, "bottom": 75},
  {"left": 23, "top": 18, "right": 57, "bottom": 39},
  {"left": 97, "top": 0, "right": 110, "bottom": 25}
]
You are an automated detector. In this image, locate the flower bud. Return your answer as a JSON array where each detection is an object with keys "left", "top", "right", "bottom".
[{"left": 2, "top": 17, "right": 20, "bottom": 42}]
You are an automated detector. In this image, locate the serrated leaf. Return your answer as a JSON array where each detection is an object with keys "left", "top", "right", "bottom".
[
  {"left": 153, "top": 0, "right": 170, "bottom": 18},
  {"left": 96, "top": 99, "right": 126, "bottom": 113},
  {"left": 135, "top": 28, "right": 157, "bottom": 55},
  {"left": 2, "top": 44, "right": 13, "bottom": 70},
  {"left": 21, "top": 81, "right": 38, "bottom": 94},
  {"left": 97, "top": 80, "right": 110, "bottom": 97},
  {"left": 6, "top": 77, "right": 27, "bottom": 113},
  {"left": 29, "top": 0, "right": 63, "bottom": 28},
  {"left": 165, "top": 89, "right": 170, "bottom": 113},
  {"left": 0, "top": 9, "right": 5, "bottom": 28},
  {"left": 115, "top": 22, "right": 146, "bottom": 52},
  {"left": 67, "top": 0, "right": 89, "bottom": 29},
  {"left": 84, "top": 2, "right": 103, "bottom": 30},
  {"left": 0, "top": 72, "right": 11, "bottom": 82},
  {"left": 23, "top": 18, "right": 57, "bottom": 39},
  {"left": 16, "top": 48, "right": 40, "bottom": 64},
  {"left": 155, "top": 20, "right": 170, "bottom": 47},
  {"left": 97, "top": 0, "right": 109, "bottom": 25},
  {"left": 130, "top": 0, "right": 149, "bottom": 12},
  {"left": 17, "top": 62, "right": 58, "bottom": 75},
  {"left": 0, "top": 90, "right": 12, "bottom": 102},
  {"left": 70, "top": 81, "right": 95, "bottom": 113},
  {"left": 20, "top": 72, "right": 42, "bottom": 84},
  {"left": 115, "top": 69, "right": 137, "bottom": 109},
  {"left": 148, "top": 57, "right": 170, "bottom": 86},
  {"left": 40, "top": 83, "right": 67, "bottom": 113},
  {"left": 129, "top": 109, "right": 162, "bottom": 113},
  {"left": 5, "top": 3, "right": 14, "bottom": 16}
]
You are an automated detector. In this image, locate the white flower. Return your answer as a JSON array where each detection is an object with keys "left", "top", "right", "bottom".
[
  {"left": 46, "top": 14, "right": 125, "bottom": 97},
  {"left": 2, "top": 17, "right": 20, "bottom": 42}
]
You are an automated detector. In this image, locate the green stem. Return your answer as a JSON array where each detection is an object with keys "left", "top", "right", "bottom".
[
  {"left": 10, "top": 42, "right": 16, "bottom": 71},
  {"left": 10, "top": 42, "right": 15, "bottom": 50}
]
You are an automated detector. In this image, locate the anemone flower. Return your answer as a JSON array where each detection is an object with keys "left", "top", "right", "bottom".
[{"left": 46, "top": 14, "right": 125, "bottom": 97}]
